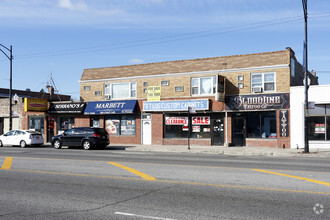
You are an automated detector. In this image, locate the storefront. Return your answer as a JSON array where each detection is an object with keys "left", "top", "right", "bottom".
[
  {"left": 143, "top": 99, "right": 225, "bottom": 146},
  {"left": 48, "top": 102, "right": 86, "bottom": 141},
  {"left": 291, "top": 85, "right": 330, "bottom": 149},
  {"left": 22, "top": 98, "right": 48, "bottom": 140},
  {"left": 83, "top": 100, "right": 140, "bottom": 144},
  {"left": 226, "top": 93, "right": 290, "bottom": 148}
]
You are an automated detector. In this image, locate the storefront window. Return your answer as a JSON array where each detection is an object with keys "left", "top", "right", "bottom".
[
  {"left": 90, "top": 116, "right": 100, "bottom": 128},
  {"left": 246, "top": 111, "right": 276, "bottom": 138},
  {"left": 309, "top": 116, "right": 326, "bottom": 140},
  {"left": 57, "top": 116, "right": 75, "bottom": 133},
  {"left": 28, "top": 116, "right": 44, "bottom": 133},
  {"left": 105, "top": 115, "right": 136, "bottom": 136},
  {"left": 164, "top": 114, "right": 211, "bottom": 139},
  {"left": 327, "top": 117, "right": 330, "bottom": 141}
]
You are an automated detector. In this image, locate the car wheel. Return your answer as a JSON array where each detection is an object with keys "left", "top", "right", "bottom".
[
  {"left": 53, "top": 139, "right": 62, "bottom": 149},
  {"left": 83, "top": 140, "right": 91, "bottom": 150},
  {"left": 0, "top": 140, "right": 3, "bottom": 147},
  {"left": 20, "top": 140, "right": 27, "bottom": 148}
]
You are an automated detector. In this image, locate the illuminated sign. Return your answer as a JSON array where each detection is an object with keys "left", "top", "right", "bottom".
[{"left": 24, "top": 98, "right": 48, "bottom": 112}]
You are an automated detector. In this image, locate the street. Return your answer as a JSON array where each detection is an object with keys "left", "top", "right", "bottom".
[{"left": 1, "top": 146, "right": 329, "bottom": 219}]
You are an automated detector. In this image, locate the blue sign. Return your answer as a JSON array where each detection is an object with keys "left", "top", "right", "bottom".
[
  {"left": 143, "top": 99, "right": 209, "bottom": 112},
  {"left": 84, "top": 100, "right": 137, "bottom": 115}
]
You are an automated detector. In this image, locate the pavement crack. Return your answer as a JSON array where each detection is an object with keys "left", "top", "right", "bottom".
[{"left": 4, "top": 185, "right": 177, "bottom": 218}]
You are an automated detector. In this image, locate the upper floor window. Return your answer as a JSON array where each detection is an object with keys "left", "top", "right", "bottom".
[
  {"left": 251, "top": 72, "right": 275, "bottom": 93},
  {"left": 84, "top": 86, "right": 91, "bottom": 91},
  {"left": 191, "top": 76, "right": 216, "bottom": 95},
  {"left": 104, "top": 82, "right": 136, "bottom": 100}
]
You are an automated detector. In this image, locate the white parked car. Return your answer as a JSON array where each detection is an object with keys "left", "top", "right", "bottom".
[{"left": 0, "top": 130, "right": 44, "bottom": 148}]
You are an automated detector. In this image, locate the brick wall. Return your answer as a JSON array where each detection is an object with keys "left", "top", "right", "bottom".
[
  {"left": 163, "top": 138, "right": 211, "bottom": 146},
  {"left": 151, "top": 113, "right": 163, "bottom": 145}
]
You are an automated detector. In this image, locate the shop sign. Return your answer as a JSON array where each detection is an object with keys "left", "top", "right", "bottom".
[
  {"left": 280, "top": 110, "right": 289, "bottom": 137},
  {"left": 315, "top": 124, "right": 326, "bottom": 134},
  {"left": 48, "top": 102, "right": 86, "bottom": 114},
  {"left": 192, "top": 126, "right": 201, "bottom": 132},
  {"left": 192, "top": 116, "right": 210, "bottom": 125},
  {"left": 182, "top": 125, "right": 189, "bottom": 131},
  {"left": 24, "top": 98, "right": 48, "bottom": 112},
  {"left": 165, "top": 117, "right": 188, "bottom": 125},
  {"left": 143, "top": 99, "right": 209, "bottom": 112},
  {"left": 147, "top": 86, "right": 161, "bottom": 101},
  {"left": 84, "top": 100, "right": 137, "bottom": 114},
  {"left": 225, "top": 93, "right": 289, "bottom": 110}
]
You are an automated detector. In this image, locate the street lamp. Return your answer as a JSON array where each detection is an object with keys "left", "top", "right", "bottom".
[
  {"left": 302, "top": 0, "right": 309, "bottom": 153},
  {"left": 0, "top": 43, "right": 13, "bottom": 131}
]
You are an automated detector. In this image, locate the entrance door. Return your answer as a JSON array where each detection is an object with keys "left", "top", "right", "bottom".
[
  {"left": 212, "top": 118, "right": 224, "bottom": 145},
  {"left": 232, "top": 114, "right": 246, "bottom": 146},
  {"left": 142, "top": 120, "right": 152, "bottom": 145}
]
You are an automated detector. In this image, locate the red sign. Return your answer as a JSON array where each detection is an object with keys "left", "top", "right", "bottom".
[
  {"left": 192, "top": 116, "right": 210, "bottom": 125},
  {"left": 165, "top": 117, "right": 188, "bottom": 125}
]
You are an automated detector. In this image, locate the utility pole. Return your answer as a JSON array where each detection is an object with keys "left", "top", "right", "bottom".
[
  {"left": 302, "top": 0, "right": 309, "bottom": 153},
  {"left": 0, "top": 44, "right": 13, "bottom": 131}
]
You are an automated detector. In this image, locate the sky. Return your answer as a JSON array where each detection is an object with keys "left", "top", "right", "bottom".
[{"left": 0, "top": 0, "right": 330, "bottom": 100}]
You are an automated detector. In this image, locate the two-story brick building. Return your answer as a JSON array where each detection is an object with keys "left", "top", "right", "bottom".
[{"left": 77, "top": 48, "right": 318, "bottom": 148}]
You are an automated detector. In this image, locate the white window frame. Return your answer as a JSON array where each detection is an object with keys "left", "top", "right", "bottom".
[
  {"left": 84, "top": 86, "right": 91, "bottom": 91},
  {"left": 95, "top": 91, "right": 102, "bottom": 96},
  {"left": 161, "top": 80, "right": 169, "bottom": 86},
  {"left": 251, "top": 72, "right": 276, "bottom": 93},
  {"left": 104, "top": 82, "right": 136, "bottom": 100},
  {"left": 175, "top": 86, "right": 184, "bottom": 92},
  {"left": 191, "top": 76, "right": 216, "bottom": 96}
]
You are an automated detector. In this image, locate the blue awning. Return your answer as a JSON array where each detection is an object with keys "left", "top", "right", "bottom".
[{"left": 84, "top": 100, "right": 137, "bottom": 115}]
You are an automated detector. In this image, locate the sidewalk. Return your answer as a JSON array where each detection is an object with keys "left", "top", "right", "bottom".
[{"left": 110, "top": 144, "right": 330, "bottom": 157}]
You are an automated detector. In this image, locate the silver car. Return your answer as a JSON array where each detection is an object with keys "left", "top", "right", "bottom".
[{"left": 0, "top": 130, "right": 44, "bottom": 148}]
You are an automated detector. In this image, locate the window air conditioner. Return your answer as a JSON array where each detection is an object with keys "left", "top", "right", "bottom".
[
  {"left": 104, "top": 95, "right": 111, "bottom": 100},
  {"left": 252, "top": 87, "right": 262, "bottom": 93}
]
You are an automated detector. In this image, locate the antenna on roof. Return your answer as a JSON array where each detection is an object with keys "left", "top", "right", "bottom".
[{"left": 46, "top": 72, "right": 59, "bottom": 93}]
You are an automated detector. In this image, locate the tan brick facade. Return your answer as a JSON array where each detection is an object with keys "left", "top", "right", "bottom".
[{"left": 77, "top": 48, "right": 318, "bottom": 148}]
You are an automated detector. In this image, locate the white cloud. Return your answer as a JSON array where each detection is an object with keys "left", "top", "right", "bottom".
[
  {"left": 128, "top": 58, "right": 145, "bottom": 64},
  {"left": 57, "top": 0, "right": 88, "bottom": 11},
  {"left": 58, "top": 0, "right": 72, "bottom": 9}
]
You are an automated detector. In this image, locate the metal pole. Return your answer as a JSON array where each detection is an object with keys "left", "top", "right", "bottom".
[
  {"left": 0, "top": 44, "right": 13, "bottom": 131},
  {"left": 303, "top": 0, "right": 309, "bottom": 153},
  {"left": 188, "top": 111, "right": 191, "bottom": 150},
  {"left": 9, "top": 45, "right": 13, "bottom": 131}
]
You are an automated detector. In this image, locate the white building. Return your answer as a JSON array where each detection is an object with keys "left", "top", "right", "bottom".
[{"left": 290, "top": 85, "right": 330, "bottom": 149}]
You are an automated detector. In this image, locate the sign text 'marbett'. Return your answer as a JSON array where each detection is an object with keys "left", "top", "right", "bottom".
[{"left": 95, "top": 102, "right": 126, "bottom": 109}]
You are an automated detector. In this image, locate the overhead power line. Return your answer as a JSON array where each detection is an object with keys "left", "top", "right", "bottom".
[{"left": 14, "top": 13, "right": 329, "bottom": 59}]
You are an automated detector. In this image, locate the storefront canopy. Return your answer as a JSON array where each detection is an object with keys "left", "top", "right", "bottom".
[{"left": 84, "top": 100, "right": 137, "bottom": 115}]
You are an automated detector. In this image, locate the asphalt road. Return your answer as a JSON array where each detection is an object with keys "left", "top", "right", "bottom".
[{"left": 0, "top": 146, "right": 329, "bottom": 219}]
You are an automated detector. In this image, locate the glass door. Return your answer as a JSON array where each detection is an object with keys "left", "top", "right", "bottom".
[{"left": 232, "top": 113, "right": 246, "bottom": 146}]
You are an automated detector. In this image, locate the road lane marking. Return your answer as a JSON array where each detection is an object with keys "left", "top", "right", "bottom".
[
  {"left": 1, "top": 157, "right": 13, "bottom": 170},
  {"left": 6, "top": 156, "right": 330, "bottom": 175},
  {"left": 5, "top": 168, "right": 330, "bottom": 195},
  {"left": 115, "top": 212, "right": 177, "bottom": 220},
  {"left": 108, "top": 162, "right": 157, "bottom": 181},
  {"left": 253, "top": 169, "right": 330, "bottom": 187}
]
